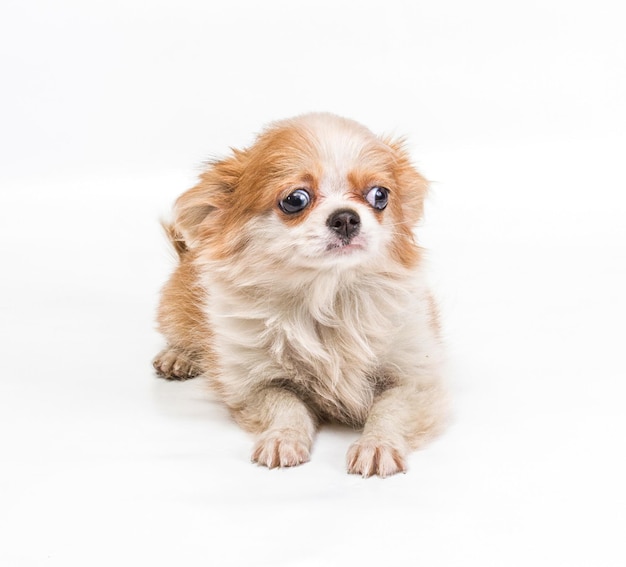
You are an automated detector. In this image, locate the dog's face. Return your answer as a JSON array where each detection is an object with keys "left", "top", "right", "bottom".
[{"left": 175, "top": 113, "right": 428, "bottom": 273}]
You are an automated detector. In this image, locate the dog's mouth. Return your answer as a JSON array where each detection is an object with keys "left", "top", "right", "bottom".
[{"left": 325, "top": 236, "right": 367, "bottom": 254}]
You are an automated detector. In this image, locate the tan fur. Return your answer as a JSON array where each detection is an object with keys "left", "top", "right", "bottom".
[
  {"left": 154, "top": 113, "right": 447, "bottom": 477},
  {"left": 153, "top": 244, "right": 212, "bottom": 380}
]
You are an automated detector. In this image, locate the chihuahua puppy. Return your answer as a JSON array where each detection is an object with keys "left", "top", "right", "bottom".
[{"left": 154, "top": 113, "right": 446, "bottom": 477}]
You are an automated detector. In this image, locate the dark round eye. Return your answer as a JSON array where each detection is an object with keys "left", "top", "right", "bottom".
[
  {"left": 279, "top": 189, "right": 311, "bottom": 214},
  {"left": 365, "top": 186, "right": 389, "bottom": 210}
]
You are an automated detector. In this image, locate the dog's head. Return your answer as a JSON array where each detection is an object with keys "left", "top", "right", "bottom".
[{"left": 174, "top": 113, "right": 428, "bottom": 275}]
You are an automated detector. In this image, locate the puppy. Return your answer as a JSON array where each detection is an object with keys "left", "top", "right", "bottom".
[{"left": 153, "top": 113, "right": 446, "bottom": 477}]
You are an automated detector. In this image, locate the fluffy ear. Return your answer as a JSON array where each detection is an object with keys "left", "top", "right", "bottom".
[
  {"left": 384, "top": 136, "right": 429, "bottom": 225},
  {"left": 380, "top": 136, "right": 429, "bottom": 268},
  {"left": 173, "top": 150, "right": 246, "bottom": 246}
]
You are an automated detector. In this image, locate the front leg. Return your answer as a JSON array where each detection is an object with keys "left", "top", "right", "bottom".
[
  {"left": 347, "top": 378, "right": 447, "bottom": 477},
  {"left": 234, "top": 386, "right": 318, "bottom": 469}
]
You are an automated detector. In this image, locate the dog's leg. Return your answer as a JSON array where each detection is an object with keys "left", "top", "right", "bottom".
[
  {"left": 236, "top": 387, "right": 317, "bottom": 469},
  {"left": 346, "top": 378, "right": 446, "bottom": 477},
  {"left": 154, "top": 250, "right": 210, "bottom": 381}
]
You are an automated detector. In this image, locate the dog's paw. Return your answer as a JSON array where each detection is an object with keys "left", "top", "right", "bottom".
[
  {"left": 153, "top": 348, "right": 200, "bottom": 381},
  {"left": 346, "top": 438, "right": 407, "bottom": 478},
  {"left": 252, "top": 429, "right": 311, "bottom": 469}
]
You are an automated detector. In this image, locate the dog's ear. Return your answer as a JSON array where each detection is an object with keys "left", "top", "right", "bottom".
[
  {"left": 384, "top": 136, "right": 429, "bottom": 225},
  {"left": 173, "top": 150, "right": 246, "bottom": 246},
  {"left": 380, "top": 136, "right": 430, "bottom": 268}
]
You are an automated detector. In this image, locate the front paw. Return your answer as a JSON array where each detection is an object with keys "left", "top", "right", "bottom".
[
  {"left": 252, "top": 429, "right": 311, "bottom": 469},
  {"left": 346, "top": 438, "right": 407, "bottom": 478}
]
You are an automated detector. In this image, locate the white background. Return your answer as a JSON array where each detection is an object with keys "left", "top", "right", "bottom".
[{"left": 1, "top": 1, "right": 625, "bottom": 565}]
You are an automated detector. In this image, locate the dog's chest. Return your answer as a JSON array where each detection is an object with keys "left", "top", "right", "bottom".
[
  {"left": 261, "top": 285, "right": 401, "bottom": 422},
  {"left": 209, "top": 275, "right": 409, "bottom": 424}
]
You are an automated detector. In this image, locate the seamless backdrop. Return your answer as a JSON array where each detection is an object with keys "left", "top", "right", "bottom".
[{"left": 1, "top": 1, "right": 625, "bottom": 566}]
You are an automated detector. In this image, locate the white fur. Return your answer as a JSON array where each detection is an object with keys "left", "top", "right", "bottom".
[{"left": 203, "top": 257, "right": 443, "bottom": 427}]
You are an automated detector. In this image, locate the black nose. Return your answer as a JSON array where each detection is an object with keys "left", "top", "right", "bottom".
[{"left": 327, "top": 209, "right": 361, "bottom": 241}]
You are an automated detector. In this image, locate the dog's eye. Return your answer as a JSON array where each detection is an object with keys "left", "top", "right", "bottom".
[
  {"left": 279, "top": 189, "right": 311, "bottom": 214},
  {"left": 365, "top": 186, "right": 389, "bottom": 210}
]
